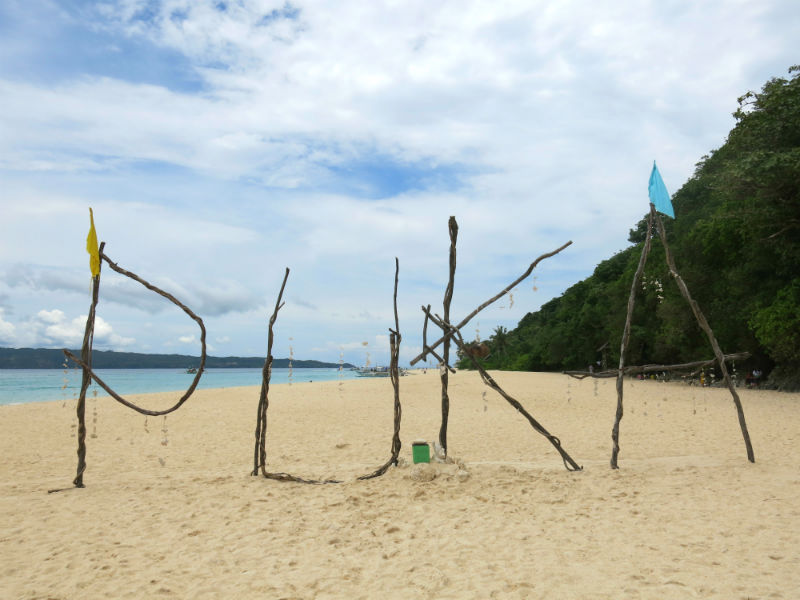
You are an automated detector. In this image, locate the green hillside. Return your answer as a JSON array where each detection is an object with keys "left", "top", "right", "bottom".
[
  {"left": 458, "top": 66, "right": 800, "bottom": 390},
  {"left": 0, "top": 347, "right": 353, "bottom": 370}
]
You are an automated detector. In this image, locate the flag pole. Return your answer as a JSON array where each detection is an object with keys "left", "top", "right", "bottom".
[
  {"left": 74, "top": 241, "right": 103, "bottom": 487},
  {"left": 73, "top": 209, "right": 103, "bottom": 488}
]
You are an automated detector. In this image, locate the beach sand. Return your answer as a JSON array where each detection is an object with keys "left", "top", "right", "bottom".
[{"left": 2, "top": 370, "right": 799, "bottom": 599}]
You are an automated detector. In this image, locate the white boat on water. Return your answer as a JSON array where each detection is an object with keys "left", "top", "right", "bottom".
[
  {"left": 356, "top": 366, "right": 390, "bottom": 377},
  {"left": 355, "top": 366, "right": 407, "bottom": 377}
]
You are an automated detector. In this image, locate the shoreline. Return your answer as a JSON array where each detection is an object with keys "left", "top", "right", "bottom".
[{"left": 0, "top": 366, "right": 366, "bottom": 407}]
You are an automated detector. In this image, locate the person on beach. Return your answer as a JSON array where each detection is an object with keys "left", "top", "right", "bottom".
[{"left": 745, "top": 369, "right": 762, "bottom": 388}]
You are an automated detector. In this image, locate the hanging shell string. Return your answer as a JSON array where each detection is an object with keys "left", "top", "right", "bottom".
[
  {"left": 61, "top": 359, "right": 70, "bottom": 408},
  {"left": 161, "top": 415, "right": 169, "bottom": 446},
  {"left": 288, "top": 338, "right": 294, "bottom": 385},
  {"left": 90, "top": 386, "right": 98, "bottom": 439},
  {"left": 338, "top": 348, "right": 344, "bottom": 394}
]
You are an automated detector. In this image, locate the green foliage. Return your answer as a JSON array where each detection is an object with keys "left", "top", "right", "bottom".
[
  {"left": 459, "top": 66, "right": 800, "bottom": 388},
  {"left": 750, "top": 279, "right": 800, "bottom": 365}
]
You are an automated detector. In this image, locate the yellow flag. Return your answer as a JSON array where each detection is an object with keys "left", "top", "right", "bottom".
[{"left": 87, "top": 208, "right": 100, "bottom": 277}]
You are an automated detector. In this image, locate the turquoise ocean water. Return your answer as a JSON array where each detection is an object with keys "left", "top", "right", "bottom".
[{"left": 0, "top": 368, "right": 359, "bottom": 407}]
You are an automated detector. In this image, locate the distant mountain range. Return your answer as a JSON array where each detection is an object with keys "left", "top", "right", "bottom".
[{"left": 0, "top": 347, "right": 354, "bottom": 370}]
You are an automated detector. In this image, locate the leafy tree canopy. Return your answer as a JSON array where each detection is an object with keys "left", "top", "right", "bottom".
[{"left": 458, "top": 66, "right": 800, "bottom": 390}]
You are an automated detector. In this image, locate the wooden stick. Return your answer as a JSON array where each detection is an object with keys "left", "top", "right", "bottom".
[
  {"left": 64, "top": 249, "right": 208, "bottom": 417},
  {"left": 653, "top": 206, "right": 755, "bottom": 462},
  {"left": 253, "top": 268, "right": 290, "bottom": 476},
  {"left": 359, "top": 258, "right": 403, "bottom": 480},
  {"left": 421, "top": 305, "right": 455, "bottom": 374},
  {"left": 610, "top": 210, "right": 653, "bottom": 469},
  {"left": 258, "top": 260, "right": 404, "bottom": 484},
  {"left": 258, "top": 270, "right": 342, "bottom": 485},
  {"left": 424, "top": 308, "right": 582, "bottom": 471},
  {"left": 410, "top": 240, "right": 572, "bottom": 366},
  {"left": 439, "top": 217, "right": 457, "bottom": 455},
  {"left": 564, "top": 352, "right": 750, "bottom": 379},
  {"left": 71, "top": 242, "right": 104, "bottom": 488},
  {"left": 58, "top": 244, "right": 208, "bottom": 490}
]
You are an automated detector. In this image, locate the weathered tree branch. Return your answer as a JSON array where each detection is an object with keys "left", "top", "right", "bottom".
[
  {"left": 421, "top": 304, "right": 455, "bottom": 374},
  {"left": 256, "top": 260, "right": 404, "bottom": 484},
  {"left": 64, "top": 249, "right": 208, "bottom": 417},
  {"left": 254, "top": 268, "right": 290, "bottom": 477},
  {"left": 439, "top": 217, "right": 458, "bottom": 455},
  {"left": 611, "top": 207, "right": 652, "bottom": 468},
  {"left": 54, "top": 245, "right": 207, "bottom": 491},
  {"left": 424, "top": 307, "right": 582, "bottom": 472},
  {"left": 653, "top": 206, "right": 755, "bottom": 463},
  {"left": 359, "top": 257, "right": 403, "bottom": 480},
  {"left": 564, "top": 352, "right": 750, "bottom": 379},
  {"left": 257, "top": 270, "right": 342, "bottom": 485},
  {"left": 410, "top": 240, "right": 572, "bottom": 366},
  {"left": 70, "top": 241, "right": 103, "bottom": 489}
]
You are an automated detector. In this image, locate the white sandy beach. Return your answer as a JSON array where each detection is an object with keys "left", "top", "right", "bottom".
[{"left": 1, "top": 370, "right": 799, "bottom": 599}]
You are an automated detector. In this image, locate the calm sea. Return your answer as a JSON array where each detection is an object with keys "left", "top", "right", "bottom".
[{"left": 0, "top": 367, "right": 359, "bottom": 407}]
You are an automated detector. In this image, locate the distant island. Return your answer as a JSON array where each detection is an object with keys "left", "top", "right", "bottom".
[{"left": 0, "top": 347, "right": 355, "bottom": 370}]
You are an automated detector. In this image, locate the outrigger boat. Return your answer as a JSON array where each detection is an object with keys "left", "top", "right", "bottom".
[
  {"left": 355, "top": 366, "right": 390, "bottom": 377},
  {"left": 355, "top": 366, "right": 407, "bottom": 377}
]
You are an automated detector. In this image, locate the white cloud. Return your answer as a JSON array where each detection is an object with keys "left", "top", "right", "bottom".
[
  {"left": 92, "top": 316, "right": 136, "bottom": 348},
  {"left": 36, "top": 309, "right": 66, "bottom": 325},
  {"left": 0, "top": 0, "right": 797, "bottom": 365},
  {"left": 0, "top": 308, "right": 16, "bottom": 344},
  {"left": 3, "top": 1, "right": 784, "bottom": 187},
  {"left": 3, "top": 309, "right": 136, "bottom": 349}
]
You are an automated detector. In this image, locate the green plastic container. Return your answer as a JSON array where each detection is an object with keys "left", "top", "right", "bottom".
[{"left": 412, "top": 441, "right": 430, "bottom": 464}]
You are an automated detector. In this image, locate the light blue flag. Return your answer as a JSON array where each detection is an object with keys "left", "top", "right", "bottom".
[{"left": 648, "top": 161, "right": 675, "bottom": 218}]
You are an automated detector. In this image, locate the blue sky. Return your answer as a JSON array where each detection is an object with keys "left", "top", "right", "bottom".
[{"left": 1, "top": 0, "right": 798, "bottom": 366}]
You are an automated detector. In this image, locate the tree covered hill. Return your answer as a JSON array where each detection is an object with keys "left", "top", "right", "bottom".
[
  {"left": 459, "top": 66, "right": 800, "bottom": 390},
  {"left": 0, "top": 347, "right": 353, "bottom": 370}
]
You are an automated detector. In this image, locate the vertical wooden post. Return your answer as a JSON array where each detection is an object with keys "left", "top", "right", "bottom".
[
  {"left": 439, "top": 217, "right": 458, "bottom": 456},
  {"left": 253, "top": 268, "right": 290, "bottom": 476},
  {"left": 358, "top": 257, "right": 403, "bottom": 480},
  {"left": 73, "top": 241, "right": 104, "bottom": 488},
  {"left": 610, "top": 214, "right": 653, "bottom": 469}
]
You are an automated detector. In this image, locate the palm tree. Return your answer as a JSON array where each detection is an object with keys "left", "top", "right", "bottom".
[{"left": 491, "top": 326, "right": 509, "bottom": 356}]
